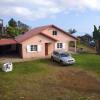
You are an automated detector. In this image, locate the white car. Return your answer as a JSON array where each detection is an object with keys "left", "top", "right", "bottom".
[{"left": 51, "top": 50, "right": 75, "bottom": 65}]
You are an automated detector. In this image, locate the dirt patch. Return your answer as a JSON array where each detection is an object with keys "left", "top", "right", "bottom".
[
  {"left": 55, "top": 69, "right": 100, "bottom": 93},
  {"left": 39, "top": 68, "right": 100, "bottom": 100}
]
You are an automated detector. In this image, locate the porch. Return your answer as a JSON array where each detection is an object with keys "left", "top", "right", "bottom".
[
  {"left": 68, "top": 40, "right": 77, "bottom": 53},
  {"left": 0, "top": 39, "right": 22, "bottom": 58}
]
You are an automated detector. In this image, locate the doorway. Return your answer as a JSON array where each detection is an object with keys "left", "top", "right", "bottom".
[{"left": 45, "top": 43, "right": 48, "bottom": 56}]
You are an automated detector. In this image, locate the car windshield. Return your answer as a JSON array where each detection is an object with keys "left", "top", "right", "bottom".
[{"left": 60, "top": 53, "right": 70, "bottom": 57}]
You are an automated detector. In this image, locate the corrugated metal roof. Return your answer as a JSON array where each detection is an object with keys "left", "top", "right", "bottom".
[{"left": 0, "top": 39, "right": 17, "bottom": 46}]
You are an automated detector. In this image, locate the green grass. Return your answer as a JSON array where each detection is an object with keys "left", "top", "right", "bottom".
[
  {"left": 74, "top": 54, "right": 100, "bottom": 76},
  {"left": 0, "top": 54, "right": 100, "bottom": 76},
  {"left": 0, "top": 59, "right": 48, "bottom": 75},
  {"left": 0, "top": 54, "right": 100, "bottom": 100},
  {"left": 0, "top": 60, "right": 50, "bottom": 100}
]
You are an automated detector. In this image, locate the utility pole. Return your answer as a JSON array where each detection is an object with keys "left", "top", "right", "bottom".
[{"left": 0, "top": 19, "right": 3, "bottom": 34}]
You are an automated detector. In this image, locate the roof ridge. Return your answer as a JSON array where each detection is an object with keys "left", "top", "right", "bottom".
[{"left": 15, "top": 24, "right": 77, "bottom": 43}]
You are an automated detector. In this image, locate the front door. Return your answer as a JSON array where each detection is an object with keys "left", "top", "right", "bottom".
[{"left": 45, "top": 43, "right": 48, "bottom": 56}]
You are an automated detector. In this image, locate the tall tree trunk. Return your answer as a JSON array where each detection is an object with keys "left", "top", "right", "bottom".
[
  {"left": 95, "top": 41, "right": 98, "bottom": 54},
  {"left": 96, "top": 40, "right": 100, "bottom": 54},
  {"left": 98, "top": 40, "right": 100, "bottom": 54}
]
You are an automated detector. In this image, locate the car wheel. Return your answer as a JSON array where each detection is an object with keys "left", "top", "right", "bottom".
[{"left": 60, "top": 60, "right": 64, "bottom": 65}]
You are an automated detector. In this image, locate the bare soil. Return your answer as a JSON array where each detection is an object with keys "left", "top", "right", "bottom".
[
  {"left": 35, "top": 67, "right": 100, "bottom": 100},
  {"left": 0, "top": 59, "right": 100, "bottom": 100}
]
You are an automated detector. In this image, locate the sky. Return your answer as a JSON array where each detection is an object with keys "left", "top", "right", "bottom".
[{"left": 0, "top": 0, "right": 100, "bottom": 36}]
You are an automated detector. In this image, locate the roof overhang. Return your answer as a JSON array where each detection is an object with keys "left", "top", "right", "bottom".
[
  {"left": 40, "top": 32, "right": 58, "bottom": 41},
  {"left": 0, "top": 39, "right": 17, "bottom": 46},
  {"left": 49, "top": 25, "right": 77, "bottom": 40}
]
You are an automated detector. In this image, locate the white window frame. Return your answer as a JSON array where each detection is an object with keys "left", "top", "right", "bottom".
[
  {"left": 30, "top": 45, "right": 37, "bottom": 51},
  {"left": 27, "top": 45, "right": 42, "bottom": 53},
  {"left": 52, "top": 30, "right": 57, "bottom": 35},
  {"left": 55, "top": 42, "right": 66, "bottom": 50},
  {"left": 57, "top": 43, "right": 63, "bottom": 48}
]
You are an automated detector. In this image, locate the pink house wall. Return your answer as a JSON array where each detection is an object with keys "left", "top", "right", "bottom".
[
  {"left": 42, "top": 27, "right": 76, "bottom": 51},
  {"left": 21, "top": 27, "right": 76, "bottom": 58},
  {"left": 42, "top": 28, "right": 76, "bottom": 41},
  {"left": 21, "top": 34, "right": 55, "bottom": 58}
]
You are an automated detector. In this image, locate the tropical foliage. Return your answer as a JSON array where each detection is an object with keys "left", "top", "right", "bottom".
[
  {"left": 68, "top": 28, "right": 77, "bottom": 34},
  {"left": 93, "top": 25, "right": 100, "bottom": 54}
]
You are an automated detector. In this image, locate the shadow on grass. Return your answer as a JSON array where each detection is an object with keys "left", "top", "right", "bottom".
[{"left": 38, "top": 58, "right": 74, "bottom": 67}]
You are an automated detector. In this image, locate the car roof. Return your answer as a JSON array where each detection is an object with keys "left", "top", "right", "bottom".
[{"left": 53, "top": 50, "right": 67, "bottom": 54}]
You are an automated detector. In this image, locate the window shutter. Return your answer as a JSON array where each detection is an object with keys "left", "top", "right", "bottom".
[
  {"left": 63, "top": 43, "right": 66, "bottom": 49},
  {"left": 38, "top": 45, "right": 42, "bottom": 52},
  {"left": 27, "top": 45, "right": 31, "bottom": 52},
  {"left": 55, "top": 43, "right": 57, "bottom": 50}
]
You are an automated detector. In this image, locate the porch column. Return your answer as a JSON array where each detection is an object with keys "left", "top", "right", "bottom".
[{"left": 75, "top": 41, "right": 77, "bottom": 53}]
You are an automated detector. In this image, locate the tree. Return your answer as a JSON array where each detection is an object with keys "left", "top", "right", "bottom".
[
  {"left": 17, "top": 21, "right": 29, "bottom": 34},
  {"left": 0, "top": 19, "right": 3, "bottom": 34},
  {"left": 8, "top": 18, "right": 17, "bottom": 27},
  {"left": 93, "top": 25, "right": 100, "bottom": 54},
  {"left": 7, "top": 18, "right": 30, "bottom": 37},
  {"left": 6, "top": 26, "right": 19, "bottom": 37},
  {"left": 68, "top": 28, "right": 77, "bottom": 34},
  {"left": 7, "top": 18, "right": 19, "bottom": 37}
]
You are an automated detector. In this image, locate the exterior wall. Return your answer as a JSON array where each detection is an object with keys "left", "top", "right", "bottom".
[
  {"left": 42, "top": 27, "right": 76, "bottom": 41},
  {"left": 21, "top": 27, "right": 77, "bottom": 58},
  {"left": 21, "top": 34, "right": 55, "bottom": 58},
  {"left": 42, "top": 27, "right": 76, "bottom": 52},
  {"left": 48, "top": 43, "right": 55, "bottom": 55}
]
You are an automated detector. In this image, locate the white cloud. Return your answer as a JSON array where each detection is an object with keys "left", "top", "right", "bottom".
[{"left": 0, "top": 0, "right": 100, "bottom": 21}]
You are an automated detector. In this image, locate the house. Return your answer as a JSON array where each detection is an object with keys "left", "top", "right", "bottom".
[
  {"left": 0, "top": 25, "right": 77, "bottom": 58},
  {"left": 77, "top": 34, "right": 93, "bottom": 44}
]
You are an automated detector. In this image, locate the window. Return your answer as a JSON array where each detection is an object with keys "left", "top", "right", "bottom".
[
  {"left": 30, "top": 45, "right": 37, "bottom": 51},
  {"left": 52, "top": 31, "right": 57, "bottom": 35},
  {"left": 57, "top": 43, "right": 63, "bottom": 48}
]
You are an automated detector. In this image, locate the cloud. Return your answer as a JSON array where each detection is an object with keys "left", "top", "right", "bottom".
[{"left": 0, "top": 0, "right": 100, "bottom": 21}]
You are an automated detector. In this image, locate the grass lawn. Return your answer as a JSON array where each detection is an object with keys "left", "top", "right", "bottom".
[
  {"left": 74, "top": 54, "right": 100, "bottom": 76},
  {"left": 0, "top": 54, "right": 100, "bottom": 100}
]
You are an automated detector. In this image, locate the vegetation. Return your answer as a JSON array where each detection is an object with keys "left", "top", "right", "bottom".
[
  {"left": 68, "top": 28, "right": 77, "bottom": 34},
  {"left": 0, "top": 19, "right": 3, "bottom": 34},
  {"left": 0, "top": 54, "right": 100, "bottom": 100},
  {"left": 17, "top": 21, "right": 29, "bottom": 34},
  {"left": 77, "top": 34, "right": 93, "bottom": 45},
  {"left": 1, "top": 18, "right": 30, "bottom": 37},
  {"left": 77, "top": 34, "right": 95, "bottom": 53},
  {"left": 74, "top": 54, "right": 100, "bottom": 75},
  {"left": 93, "top": 25, "right": 100, "bottom": 54},
  {"left": 77, "top": 43, "right": 95, "bottom": 53}
]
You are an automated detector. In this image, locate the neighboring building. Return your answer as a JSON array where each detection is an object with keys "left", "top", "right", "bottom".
[
  {"left": 78, "top": 34, "right": 93, "bottom": 44},
  {"left": 0, "top": 25, "right": 77, "bottom": 58}
]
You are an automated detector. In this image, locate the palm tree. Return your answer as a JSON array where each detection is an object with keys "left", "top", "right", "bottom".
[{"left": 68, "top": 28, "right": 77, "bottom": 34}]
